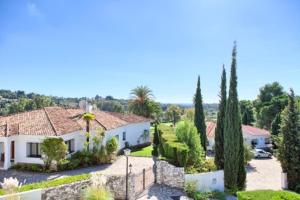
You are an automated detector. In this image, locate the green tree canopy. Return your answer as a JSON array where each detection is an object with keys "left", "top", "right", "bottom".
[
  {"left": 166, "top": 105, "right": 182, "bottom": 125},
  {"left": 240, "top": 100, "right": 255, "bottom": 125}
]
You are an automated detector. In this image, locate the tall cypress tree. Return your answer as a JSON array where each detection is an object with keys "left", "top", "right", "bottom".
[
  {"left": 152, "top": 123, "right": 159, "bottom": 157},
  {"left": 215, "top": 65, "right": 227, "bottom": 170},
  {"left": 224, "top": 42, "right": 246, "bottom": 191},
  {"left": 194, "top": 76, "right": 207, "bottom": 152},
  {"left": 271, "top": 113, "right": 281, "bottom": 136},
  {"left": 279, "top": 89, "right": 300, "bottom": 191}
]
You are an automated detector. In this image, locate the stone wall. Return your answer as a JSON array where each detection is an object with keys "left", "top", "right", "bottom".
[
  {"left": 105, "top": 174, "right": 135, "bottom": 200},
  {"left": 41, "top": 180, "right": 90, "bottom": 200},
  {"left": 156, "top": 160, "right": 185, "bottom": 189}
]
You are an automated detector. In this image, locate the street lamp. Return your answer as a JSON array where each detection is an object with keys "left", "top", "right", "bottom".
[{"left": 124, "top": 148, "right": 131, "bottom": 200}]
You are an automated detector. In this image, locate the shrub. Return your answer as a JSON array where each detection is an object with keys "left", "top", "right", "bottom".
[
  {"left": 176, "top": 120, "right": 205, "bottom": 166},
  {"left": 244, "top": 144, "right": 254, "bottom": 165},
  {"left": 185, "top": 181, "right": 197, "bottom": 197},
  {"left": 185, "top": 159, "right": 216, "bottom": 174},
  {"left": 106, "top": 137, "right": 118, "bottom": 162},
  {"left": 12, "top": 163, "right": 44, "bottom": 172},
  {"left": 194, "top": 191, "right": 226, "bottom": 200},
  {"left": 237, "top": 190, "right": 300, "bottom": 200},
  {"left": 41, "top": 137, "right": 67, "bottom": 170},
  {"left": 0, "top": 177, "right": 21, "bottom": 195},
  {"left": 82, "top": 187, "right": 113, "bottom": 200},
  {"left": 158, "top": 124, "right": 189, "bottom": 167}
]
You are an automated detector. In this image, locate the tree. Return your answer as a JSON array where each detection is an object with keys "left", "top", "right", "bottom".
[
  {"left": 166, "top": 105, "right": 182, "bottom": 125},
  {"left": 152, "top": 124, "right": 159, "bottom": 157},
  {"left": 279, "top": 89, "right": 300, "bottom": 191},
  {"left": 41, "top": 138, "right": 67, "bottom": 170},
  {"left": 194, "top": 76, "right": 207, "bottom": 152},
  {"left": 254, "top": 82, "right": 287, "bottom": 129},
  {"left": 129, "top": 86, "right": 159, "bottom": 118},
  {"left": 215, "top": 66, "right": 227, "bottom": 170},
  {"left": 224, "top": 42, "right": 246, "bottom": 191},
  {"left": 271, "top": 113, "right": 281, "bottom": 136},
  {"left": 106, "top": 137, "right": 119, "bottom": 161},
  {"left": 184, "top": 108, "right": 194, "bottom": 122},
  {"left": 83, "top": 112, "right": 95, "bottom": 151},
  {"left": 240, "top": 100, "right": 255, "bottom": 125},
  {"left": 176, "top": 120, "right": 204, "bottom": 166}
]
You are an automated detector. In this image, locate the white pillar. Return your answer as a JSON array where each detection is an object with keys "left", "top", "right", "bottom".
[
  {"left": 4, "top": 139, "right": 11, "bottom": 169},
  {"left": 281, "top": 172, "right": 288, "bottom": 189}
]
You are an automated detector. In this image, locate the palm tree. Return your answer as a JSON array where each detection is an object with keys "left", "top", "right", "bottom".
[
  {"left": 83, "top": 112, "right": 95, "bottom": 151},
  {"left": 129, "top": 86, "right": 154, "bottom": 117}
]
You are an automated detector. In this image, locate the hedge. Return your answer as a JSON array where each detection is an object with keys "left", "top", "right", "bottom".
[
  {"left": 0, "top": 173, "right": 91, "bottom": 196},
  {"left": 158, "top": 124, "right": 189, "bottom": 167},
  {"left": 237, "top": 190, "right": 300, "bottom": 200}
]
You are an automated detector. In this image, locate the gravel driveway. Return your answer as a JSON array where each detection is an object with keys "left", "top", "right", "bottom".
[
  {"left": 246, "top": 157, "right": 282, "bottom": 191},
  {"left": 0, "top": 156, "right": 154, "bottom": 185}
]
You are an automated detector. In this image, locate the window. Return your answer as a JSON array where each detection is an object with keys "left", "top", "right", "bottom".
[
  {"left": 122, "top": 132, "right": 126, "bottom": 141},
  {"left": 27, "top": 143, "right": 41, "bottom": 158},
  {"left": 65, "top": 139, "right": 75, "bottom": 154}
]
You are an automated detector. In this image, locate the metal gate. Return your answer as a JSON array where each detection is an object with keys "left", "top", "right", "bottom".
[{"left": 134, "top": 167, "right": 155, "bottom": 196}]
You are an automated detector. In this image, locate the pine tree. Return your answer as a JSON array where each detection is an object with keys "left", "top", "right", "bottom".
[
  {"left": 224, "top": 42, "right": 246, "bottom": 191},
  {"left": 194, "top": 76, "right": 207, "bottom": 152},
  {"left": 279, "top": 89, "right": 300, "bottom": 191},
  {"left": 152, "top": 123, "right": 159, "bottom": 157},
  {"left": 215, "top": 65, "right": 227, "bottom": 170}
]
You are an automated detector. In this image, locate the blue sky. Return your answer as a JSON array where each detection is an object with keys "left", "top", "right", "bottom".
[{"left": 1, "top": 0, "right": 300, "bottom": 103}]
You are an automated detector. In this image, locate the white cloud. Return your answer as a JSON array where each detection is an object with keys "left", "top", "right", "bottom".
[{"left": 27, "top": 2, "right": 41, "bottom": 17}]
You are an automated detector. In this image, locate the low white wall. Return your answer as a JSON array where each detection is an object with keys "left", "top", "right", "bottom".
[
  {"left": 0, "top": 189, "right": 41, "bottom": 200},
  {"left": 185, "top": 170, "right": 224, "bottom": 192}
]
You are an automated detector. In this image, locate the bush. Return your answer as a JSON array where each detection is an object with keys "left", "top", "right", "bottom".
[
  {"left": 175, "top": 120, "right": 205, "bottom": 166},
  {"left": 185, "top": 181, "right": 197, "bottom": 197},
  {"left": 41, "top": 137, "right": 67, "bottom": 170},
  {"left": 237, "top": 190, "right": 300, "bottom": 200},
  {"left": 82, "top": 187, "right": 113, "bottom": 200},
  {"left": 244, "top": 144, "right": 254, "bottom": 165},
  {"left": 185, "top": 159, "right": 216, "bottom": 174},
  {"left": 12, "top": 163, "right": 44, "bottom": 172},
  {"left": 194, "top": 191, "right": 226, "bottom": 200},
  {"left": 106, "top": 137, "right": 118, "bottom": 162},
  {"left": 0, "top": 174, "right": 91, "bottom": 196},
  {"left": 158, "top": 124, "right": 189, "bottom": 167}
]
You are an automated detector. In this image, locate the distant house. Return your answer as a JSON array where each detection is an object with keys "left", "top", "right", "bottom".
[
  {"left": 0, "top": 107, "right": 151, "bottom": 170},
  {"left": 206, "top": 122, "right": 271, "bottom": 151}
]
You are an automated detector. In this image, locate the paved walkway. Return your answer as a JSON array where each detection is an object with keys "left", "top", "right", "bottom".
[
  {"left": 0, "top": 156, "right": 154, "bottom": 185},
  {"left": 246, "top": 157, "right": 282, "bottom": 191},
  {"left": 137, "top": 185, "right": 189, "bottom": 200}
]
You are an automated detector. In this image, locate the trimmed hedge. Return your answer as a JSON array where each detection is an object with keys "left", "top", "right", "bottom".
[
  {"left": 158, "top": 124, "right": 189, "bottom": 167},
  {"left": 237, "top": 190, "right": 300, "bottom": 200},
  {"left": 0, "top": 173, "right": 91, "bottom": 196}
]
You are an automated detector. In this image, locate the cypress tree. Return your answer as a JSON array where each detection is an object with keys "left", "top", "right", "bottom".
[
  {"left": 224, "top": 42, "right": 246, "bottom": 191},
  {"left": 279, "top": 89, "right": 300, "bottom": 191},
  {"left": 271, "top": 113, "right": 281, "bottom": 136},
  {"left": 194, "top": 76, "right": 207, "bottom": 152},
  {"left": 152, "top": 123, "right": 159, "bottom": 157},
  {"left": 215, "top": 65, "right": 227, "bottom": 170}
]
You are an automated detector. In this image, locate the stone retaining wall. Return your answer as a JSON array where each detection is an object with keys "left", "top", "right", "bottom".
[
  {"left": 156, "top": 160, "right": 185, "bottom": 189},
  {"left": 42, "top": 180, "right": 90, "bottom": 200}
]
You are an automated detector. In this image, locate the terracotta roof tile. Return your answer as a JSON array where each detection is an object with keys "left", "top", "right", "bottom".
[
  {"left": 206, "top": 122, "right": 270, "bottom": 139},
  {"left": 0, "top": 107, "right": 150, "bottom": 137}
]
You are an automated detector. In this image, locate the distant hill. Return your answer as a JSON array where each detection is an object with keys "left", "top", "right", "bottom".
[{"left": 0, "top": 89, "right": 219, "bottom": 117}]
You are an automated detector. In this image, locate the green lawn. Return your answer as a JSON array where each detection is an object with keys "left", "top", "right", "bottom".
[
  {"left": 237, "top": 190, "right": 300, "bottom": 200},
  {"left": 130, "top": 146, "right": 153, "bottom": 157}
]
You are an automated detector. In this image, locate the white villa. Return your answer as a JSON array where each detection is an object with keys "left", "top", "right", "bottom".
[
  {"left": 0, "top": 107, "right": 151, "bottom": 170},
  {"left": 206, "top": 122, "right": 271, "bottom": 151}
]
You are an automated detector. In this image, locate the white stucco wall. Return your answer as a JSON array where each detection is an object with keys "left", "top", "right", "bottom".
[
  {"left": 0, "top": 121, "right": 150, "bottom": 170},
  {"left": 185, "top": 170, "right": 224, "bottom": 192},
  {"left": 0, "top": 189, "right": 41, "bottom": 200}
]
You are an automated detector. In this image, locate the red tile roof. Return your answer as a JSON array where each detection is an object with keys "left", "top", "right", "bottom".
[
  {"left": 0, "top": 107, "right": 151, "bottom": 137},
  {"left": 206, "top": 122, "right": 270, "bottom": 139}
]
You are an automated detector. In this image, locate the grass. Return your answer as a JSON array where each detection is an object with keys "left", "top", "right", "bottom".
[
  {"left": 0, "top": 173, "right": 91, "bottom": 196},
  {"left": 237, "top": 190, "right": 300, "bottom": 200},
  {"left": 130, "top": 146, "right": 153, "bottom": 157}
]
